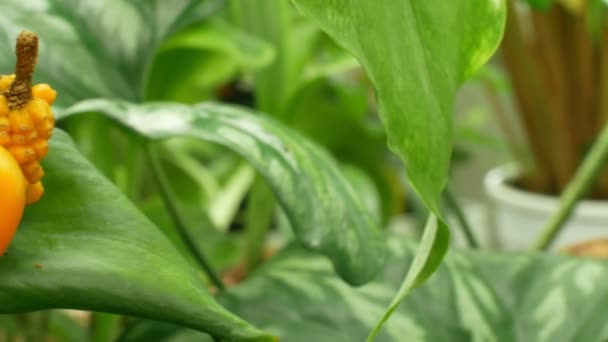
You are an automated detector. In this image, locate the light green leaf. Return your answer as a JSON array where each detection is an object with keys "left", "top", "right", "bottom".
[
  {"left": 231, "top": 0, "right": 322, "bottom": 116},
  {"left": 207, "top": 162, "right": 256, "bottom": 232},
  {"left": 367, "top": 215, "right": 449, "bottom": 340},
  {"left": 231, "top": 0, "right": 293, "bottom": 115},
  {"left": 341, "top": 165, "right": 382, "bottom": 223},
  {"left": 0, "top": 131, "right": 273, "bottom": 342},
  {"left": 119, "top": 234, "right": 608, "bottom": 341},
  {"left": 161, "top": 19, "right": 275, "bottom": 70},
  {"left": 48, "top": 312, "right": 88, "bottom": 342},
  {"left": 146, "top": 51, "right": 239, "bottom": 103},
  {"left": 291, "top": 0, "right": 505, "bottom": 213},
  {"left": 139, "top": 195, "right": 245, "bottom": 273},
  {"left": 292, "top": 0, "right": 506, "bottom": 335},
  {"left": 147, "top": 19, "right": 275, "bottom": 102},
  {"left": 285, "top": 76, "right": 398, "bottom": 222},
  {"left": 60, "top": 100, "right": 386, "bottom": 285},
  {"left": 301, "top": 35, "right": 361, "bottom": 84},
  {"left": 0, "top": 312, "right": 88, "bottom": 342},
  {"left": 0, "top": 0, "right": 223, "bottom": 105}
]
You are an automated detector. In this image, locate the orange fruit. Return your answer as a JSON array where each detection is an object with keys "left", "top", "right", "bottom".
[{"left": 0, "top": 145, "right": 27, "bottom": 255}]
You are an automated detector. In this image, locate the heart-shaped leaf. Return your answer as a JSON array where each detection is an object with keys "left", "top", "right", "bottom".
[
  {"left": 60, "top": 100, "right": 386, "bottom": 285},
  {"left": 0, "top": 131, "right": 274, "bottom": 342},
  {"left": 291, "top": 0, "right": 506, "bottom": 334},
  {"left": 291, "top": 0, "right": 506, "bottom": 214}
]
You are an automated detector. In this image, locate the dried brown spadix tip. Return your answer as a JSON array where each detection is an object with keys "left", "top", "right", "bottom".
[{"left": 7, "top": 30, "right": 39, "bottom": 110}]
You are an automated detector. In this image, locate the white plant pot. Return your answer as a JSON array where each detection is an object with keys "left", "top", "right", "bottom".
[{"left": 484, "top": 165, "right": 608, "bottom": 250}]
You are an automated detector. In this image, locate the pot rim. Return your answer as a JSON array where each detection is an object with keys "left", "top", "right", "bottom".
[{"left": 484, "top": 164, "right": 608, "bottom": 219}]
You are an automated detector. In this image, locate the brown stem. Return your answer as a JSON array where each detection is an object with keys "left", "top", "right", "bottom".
[
  {"left": 501, "top": 0, "right": 554, "bottom": 192},
  {"left": 531, "top": 7, "right": 578, "bottom": 192},
  {"left": 599, "top": 28, "right": 608, "bottom": 129},
  {"left": 570, "top": 5, "right": 596, "bottom": 149},
  {"left": 596, "top": 26, "right": 608, "bottom": 196},
  {"left": 6, "top": 30, "right": 38, "bottom": 110},
  {"left": 564, "top": 3, "right": 601, "bottom": 197}
]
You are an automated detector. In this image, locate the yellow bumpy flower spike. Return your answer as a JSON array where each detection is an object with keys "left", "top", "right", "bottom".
[{"left": 0, "top": 30, "right": 56, "bottom": 205}]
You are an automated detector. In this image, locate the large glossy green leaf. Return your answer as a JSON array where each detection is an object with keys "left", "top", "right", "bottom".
[
  {"left": 0, "top": 131, "right": 273, "bottom": 342},
  {"left": 123, "top": 234, "right": 608, "bottom": 341},
  {"left": 60, "top": 100, "right": 386, "bottom": 285},
  {"left": 291, "top": 0, "right": 506, "bottom": 334},
  {"left": 291, "top": 0, "right": 506, "bottom": 213},
  {"left": 0, "top": 0, "right": 223, "bottom": 106}
]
